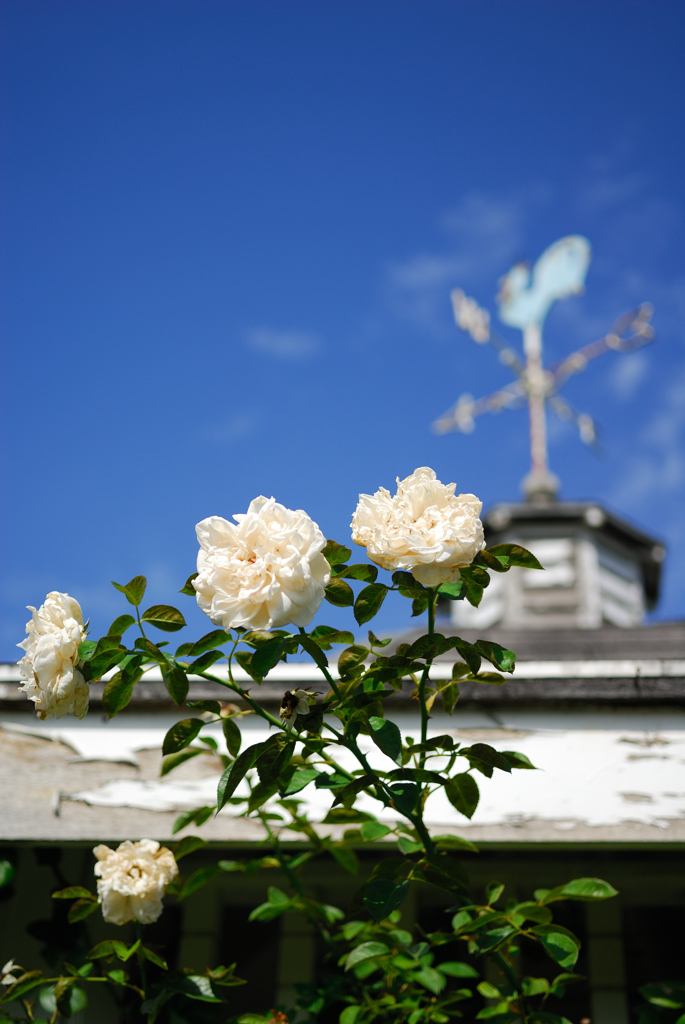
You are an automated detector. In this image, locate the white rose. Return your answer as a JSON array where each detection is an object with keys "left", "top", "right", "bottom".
[
  {"left": 194, "top": 497, "right": 331, "bottom": 631},
  {"left": 351, "top": 467, "right": 484, "bottom": 588},
  {"left": 93, "top": 839, "right": 178, "bottom": 926},
  {"left": 17, "top": 592, "right": 89, "bottom": 721}
]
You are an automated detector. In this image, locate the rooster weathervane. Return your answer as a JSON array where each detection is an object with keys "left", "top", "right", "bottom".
[{"left": 432, "top": 235, "right": 655, "bottom": 501}]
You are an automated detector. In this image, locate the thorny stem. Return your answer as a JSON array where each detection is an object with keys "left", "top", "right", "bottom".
[{"left": 197, "top": 670, "right": 285, "bottom": 731}]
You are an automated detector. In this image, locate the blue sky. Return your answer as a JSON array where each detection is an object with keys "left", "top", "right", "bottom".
[{"left": 2, "top": 1, "right": 685, "bottom": 657}]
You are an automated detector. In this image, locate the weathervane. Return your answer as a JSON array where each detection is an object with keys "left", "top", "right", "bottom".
[{"left": 432, "top": 235, "right": 655, "bottom": 502}]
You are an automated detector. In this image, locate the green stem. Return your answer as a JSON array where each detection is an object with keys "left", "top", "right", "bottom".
[
  {"left": 417, "top": 590, "right": 438, "bottom": 759},
  {"left": 135, "top": 921, "right": 149, "bottom": 1017},
  {"left": 135, "top": 606, "right": 148, "bottom": 640},
  {"left": 257, "top": 808, "right": 305, "bottom": 896},
  {"left": 196, "top": 670, "right": 285, "bottom": 730}
]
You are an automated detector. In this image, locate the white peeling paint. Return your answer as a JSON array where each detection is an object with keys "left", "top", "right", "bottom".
[{"left": 52, "top": 709, "right": 685, "bottom": 831}]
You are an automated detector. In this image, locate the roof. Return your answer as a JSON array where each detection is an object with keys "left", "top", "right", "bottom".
[{"left": 482, "top": 500, "right": 665, "bottom": 609}]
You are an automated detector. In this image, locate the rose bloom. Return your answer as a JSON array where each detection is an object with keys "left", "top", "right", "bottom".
[
  {"left": 194, "top": 497, "right": 331, "bottom": 631},
  {"left": 93, "top": 840, "right": 178, "bottom": 925},
  {"left": 351, "top": 467, "right": 484, "bottom": 587},
  {"left": 17, "top": 592, "right": 89, "bottom": 720}
]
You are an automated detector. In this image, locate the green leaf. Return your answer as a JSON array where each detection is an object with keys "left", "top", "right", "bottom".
[
  {"left": 177, "top": 865, "right": 222, "bottom": 901},
  {"left": 478, "top": 981, "right": 502, "bottom": 999},
  {"left": 474, "top": 548, "right": 511, "bottom": 573},
  {"left": 325, "top": 578, "right": 355, "bottom": 607},
  {"left": 251, "top": 637, "right": 286, "bottom": 677},
  {"left": 177, "top": 629, "right": 232, "bottom": 657},
  {"left": 68, "top": 898, "right": 100, "bottom": 923},
  {"left": 415, "top": 966, "right": 446, "bottom": 995},
  {"left": 162, "top": 665, "right": 189, "bottom": 705},
  {"left": 438, "top": 581, "right": 466, "bottom": 600},
  {"left": 475, "top": 640, "right": 516, "bottom": 673},
  {"left": 188, "top": 650, "right": 224, "bottom": 674},
  {"left": 222, "top": 717, "right": 242, "bottom": 757},
  {"left": 310, "top": 626, "right": 356, "bottom": 647},
  {"left": 141, "top": 604, "right": 187, "bottom": 632},
  {"left": 364, "top": 878, "right": 409, "bottom": 922},
  {"left": 501, "top": 750, "right": 536, "bottom": 769},
  {"left": 102, "top": 660, "right": 142, "bottom": 718},
  {"left": 107, "top": 614, "right": 136, "bottom": 636},
  {"left": 163, "top": 718, "right": 203, "bottom": 755},
  {"left": 111, "top": 575, "right": 147, "bottom": 607},
  {"left": 442, "top": 682, "right": 460, "bottom": 715},
  {"left": 134, "top": 636, "right": 168, "bottom": 663},
  {"left": 452, "top": 639, "right": 482, "bottom": 675},
  {"left": 531, "top": 925, "right": 580, "bottom": 968},
  {"left": 142, "top": 947, "right": 168, "bottom": 970},
  {"left": 284, "top": 768, "right": 321, "bottom": 795},
  {"left": 0, "top": 861, "right": 14, "bottom": 888},
  {"left": 368, "top": 630, "right": 392, "bottom": 647},
  {"left": 388, "top": 782, "right": 419, "bottom": 816},
  {"left": 487, "top": 881, "right": 505, "bottom": 904},
  {"left": 217, "top": 741, "right": 268, "bottom": 811},
  {"left": 336, "top": 563, "right": 379, "bottom": 583},
  {"left": 52, "top": 886, "right": 95, "bottom": 899},
  {"left": 369, "top": 716, "right": 402, "bottom": 765},
  {"left": 440, "top": 961, "right": 479, "bottom": 978},
  {"left": 397, "top": 836, "right": 423, "bottom": 854},
  {"left": 172, "top": 805, "right": 214, "bottom": 834},
  {"left": 354, "top": 583, "right": 388, "bottom": 625},
  {"left": 321, "top": 807, "right": 375, "bottom": 824},
  {"left": 338, "top": 645, "right": 368, "bottom": 679},
  {"left": 488, "top": 543, "right": 544, "bottom": 570},
  {"left": 361, "top": 821, "right": 392, "bottom": 841},
  {"left": 298, "top": 633, "right": 328, "bottom": 670},
  {"left": 345, "top": 941, "right": 391, "bottom": 970},
  {"left": 330, "top": 843, "right": 360, "bottom": 875},
  {"left": 432, "top": 834, "right": 479, "bottom": 853},
  {"left": 412, "top": 593, "right": 430, "bottom": 617},
  {"left": 445, "top": 773, "right": 479, "bottom": 819},
  {"left": 234, "top": 651, "right": 263, "bottom": 682},
  {"left": 461, "top": 742, "right": 512, "bottom": 774},
  {"left": 179, "top": 572, "right": 199, "bottom": 595},
  {"left": 392, "top": 570, "right": 425, "bottom": 597},
  {"left": 340, "top": 1006, "right": 362, "bottom": 1024},
  {"left": 187, "top": 699, "right": 222, "bottom": 714},
  {"left": 545, "top": 877, "right": 619, "bottom": 902},
  {"left": 161, "top": 748, "right": 204, "bottom": 776},
  {"left": 78, "top": 639, "right": 98, "bottom": 661},
  {"left": 640, "top": 983, "right": 685, "bottom": 1009},
  {"left": 323, "top": 539, "right": 352, "bottom": 566}
]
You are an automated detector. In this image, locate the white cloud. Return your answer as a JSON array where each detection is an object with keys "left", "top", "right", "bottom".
[
  {"left": 247, "top": 327, "right": 320, "bottom": 359},
  {"left": 609, "top": 350, "right": 650, "bottom": 400},
  {"left": 383, "top": 191, "right": 533, "bottom": 339}
]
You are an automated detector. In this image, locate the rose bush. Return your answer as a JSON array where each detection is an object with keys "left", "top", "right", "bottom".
[
  {"left": 16, "top": 591, "right": 89, "bottom": 720},
  {"left": 351, "top": 466, "right": 485, "bottom": 586},
  {"left": 93, "top": 839, "right": 178, "bottom": 925},
  {"left": 4, "top": 470, "right": 618, "bottom": 1024},
  {"left": 194, "top": 496, "right": 331, "bottom": 630}
]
